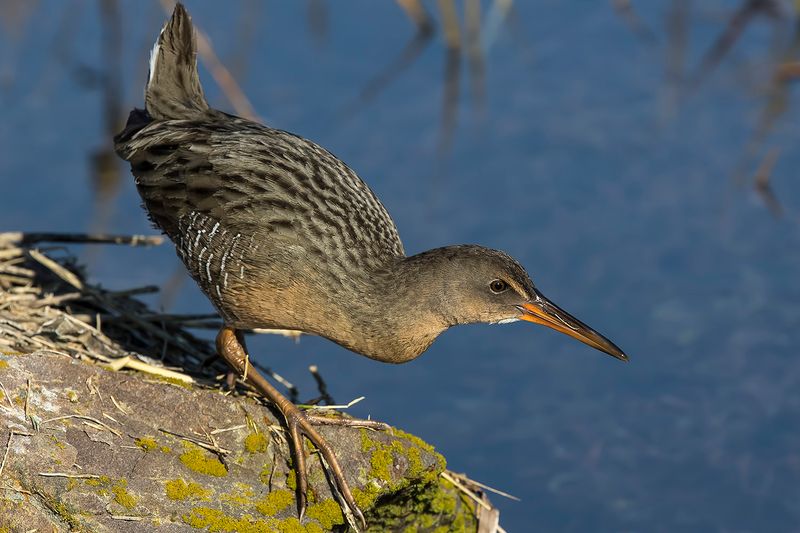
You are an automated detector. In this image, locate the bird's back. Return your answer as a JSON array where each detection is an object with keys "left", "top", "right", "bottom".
[{"left": 115, "top": 4, "right": 404, "bottom": 330}]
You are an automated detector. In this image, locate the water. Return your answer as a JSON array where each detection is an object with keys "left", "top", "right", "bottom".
[{"left": 3, "top": 1, "right": 800, "bottom": 531}]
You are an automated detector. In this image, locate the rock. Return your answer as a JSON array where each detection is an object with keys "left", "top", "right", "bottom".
[{"left": 0, "top": 350, "right": 480, "bottom": 532}]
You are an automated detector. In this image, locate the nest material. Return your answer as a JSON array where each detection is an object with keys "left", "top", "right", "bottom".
[{"left": 0, "top": 232, "right": 219, "bottom": 378}]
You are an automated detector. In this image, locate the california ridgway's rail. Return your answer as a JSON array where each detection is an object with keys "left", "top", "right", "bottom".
[{"left": 115, "top": 4, "right": 628, "bottom": 527}]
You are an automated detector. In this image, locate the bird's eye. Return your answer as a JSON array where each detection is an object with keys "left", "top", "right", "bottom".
[{"left": 489, "top": 279, "right": 509, "bottom": 294}]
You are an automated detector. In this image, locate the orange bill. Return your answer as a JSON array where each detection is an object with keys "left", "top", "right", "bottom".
[{"left": 518, "top": 290, "right": 628, "bottom": 361}]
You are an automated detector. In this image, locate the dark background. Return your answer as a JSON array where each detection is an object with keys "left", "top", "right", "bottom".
[{"left": 2, "top": 1, "right": 800, "bottom": 531}]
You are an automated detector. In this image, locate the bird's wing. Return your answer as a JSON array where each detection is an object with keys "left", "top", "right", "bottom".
[{"left": 116, "top": 116, "right": 405, "bottom": 273}]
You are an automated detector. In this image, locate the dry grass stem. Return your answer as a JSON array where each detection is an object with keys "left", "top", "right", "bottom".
[
  {"left": 210, "top": 424, "right": 246, "bottom": 435},
  {"left": 305, "top": 396, "right": 366, "bottom": 411},
  {"left": 38, "top": 472, "right": 102, "bottom": 479},
  {"left": 43, "top": 414, "right": 122, "bottom": 437},
  {"left": 158, "top": 428, "right": 231, "bottom": 455}
]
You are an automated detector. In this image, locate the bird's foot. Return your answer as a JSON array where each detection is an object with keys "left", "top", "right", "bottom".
[{"left": 216, "top": 327, "right": 369, "bottom": 530}]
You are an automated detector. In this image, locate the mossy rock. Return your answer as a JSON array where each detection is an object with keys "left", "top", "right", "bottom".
[{"left": 0, "top": 351, "right": 489, "bottom": 532}]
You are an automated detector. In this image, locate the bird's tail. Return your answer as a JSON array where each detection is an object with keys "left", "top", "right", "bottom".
[{"left": 145, "top": 3, "right": 209, "bottom": 120}]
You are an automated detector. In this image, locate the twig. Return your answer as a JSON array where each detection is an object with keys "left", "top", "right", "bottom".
[
  {"left": 105, "top": 356, "right": 195, "bottom": 384},
  {"left": 447, "top": 471, "right": 520, "bottom": 501},
  {"left": 210, "top": 424, "right": 246, "bottom": 435},
  {"left": 0, "top": 432, "right": 14, "bottom": 479},
  {"left": 0, "top": 381, "right": 13, "bottom": 409},
  {"left": 0, "top": 232, "right": 163, "bottom": 247},
  {"left": 441, "top": 471, "right": 494, "bottom": 512},
  {"left": 38, "top": 472, "right": 102, "bottom": 479},
  {"left": 42, "top": 414, "right": 122, "bottom": 438},
  {"left": 308, "top": 365, "right": 334, "bottom": 405},
  {"left": 158, "top": 428, "right": 231, "bottom": 455},
  {"left": 28, "top": 249, "right": 83, "bottom": 290},
  {"left": 109, "top": 395, "right": 130, "bottom": 415},
  {"left": 303, "top": 396, "right": 365, "bottom": 411},
  {"left": 0, "top": 484, "right": 32, "bottom": 495},
  {"left": 24, "top": 379, "right": 31, "bottom": 422}
]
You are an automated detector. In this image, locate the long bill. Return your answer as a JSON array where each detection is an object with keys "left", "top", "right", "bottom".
[{"left": 517, "top": 289, "right": 628, "bottom": 361}]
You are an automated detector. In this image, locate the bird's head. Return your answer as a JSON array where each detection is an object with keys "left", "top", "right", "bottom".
[{"left": 402, "top": 245, "right": 627, "bottom": 361}]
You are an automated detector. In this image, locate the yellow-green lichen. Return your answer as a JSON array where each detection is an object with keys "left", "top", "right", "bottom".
[
  {"left": 360, "top": 428, "right": 378, "bottom": 452},
  {"left": 393, "top": 428, "right": 435, "bottom": 454},
  {"left": 254, "top": 489, "right": 293, "bottom": 516},
  {"left": 48, "top": 434, "right": 66, "bottom": 450},
  {"left": 112, "top": 482, "right": 137, "bottom": 510},
  {"left": 165, "top": 478, "right": 211, "bottom": 501},
  {"left": 0, "top": 360, "right": 8, "bottom": 370},
  {"left": 83, "top": 476, "right": 137, "bottom": 510},
  {"left": 301, "top": 522, "right": 324, "bottom": 533},
  {"left": 45, "top": 498, "right": 81, "bottom": 529},
  {"left": 370, "top": 446, "right": 395, "bottom": 482},
  {"left": 273, "top": 517, "right": 313, "bottom": 533},
  {"left": 134, "top": 436, "right": 159, "bottom": 452},
  {"left": 220, "top": 483, "right": 255, "bottom": 506},
  {"left": 352, "top": 485, "right": 381, "bottom": 511},
  {"left": 182, "top": 507, "right": 274, "bottom": 533},
  {"left": 305, "top": 498, "right": 344, "bottom": 530},
  {"left": 84, "top": 475, "right": 111, "bottom": 487},
  {"left": 406, "top": 445, "right": 423, "bottom": 477},
  {"left": 258, "top": 462, "right": 272, "bottom": 485},
  {"left": 244, "top": 432, "right": 268, "bottom": 454},
  {"left": 161, "top": 445, "right": 172, "bottom": 453},
  {"left": 66, "top": 389, "right": 78, "bottom": 403},
  {"left": 180, "top": 444, "right": 228, "bottom": 477}
]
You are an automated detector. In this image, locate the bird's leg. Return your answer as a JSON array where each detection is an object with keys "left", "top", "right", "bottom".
[{"left": 215, "top": 327, "right": 367, "bottom": 529}]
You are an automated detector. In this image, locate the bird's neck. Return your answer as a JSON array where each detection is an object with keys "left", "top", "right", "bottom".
[{"left": 319, "top": 250, "right": 456, "bottom": 364}]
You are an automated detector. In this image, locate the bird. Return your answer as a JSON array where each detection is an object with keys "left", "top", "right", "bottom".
[{"left": 115, "top": 3, "right": 627, "bottom": 527}]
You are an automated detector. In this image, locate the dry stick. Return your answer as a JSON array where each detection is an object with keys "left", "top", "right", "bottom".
[
  {"left": 27, "top": 249, "right": 84, "bottom": 291},
  {"left": 448, "top": 471, "right": 520, "bottom": 501},
  {"left": 42, "top": 415, "right": 122, "bottom": 438},
  {"left": 0, "top": 432, "right": 13, "bottom": 479},
  {"left": 210, "top": 424, "right": 247, "bottom": 435},
  {"left": 0, "top": 382, "right": 13, "bottom": 409},
  {"left": 158, "top": 428, "right": 231, "bottom": 455},
  {"left": 106, "top": 356, "right": 195, "bottom": 384},
  {"left": 0, "top": 232, "right": 163, "bottom": 247},
  {"left": 30, "top": 247, "right": 204, "bottom": 360},
  {"left": 109, "top": 395, "right": 130, "bottom": 415},
  {"left": 110, "top": 515, "right": 144, "bottom": 521},
  {"left": 440, "top": 471, "right": 493, "bottom": 512},
  {"left": 106, "top": 285, "right": 160, "bottom": 297},
  {"left": 24, "top": 379, "right": 31, "bottom": 422},
  {"left": 308, "top": 364, "right": 335, "bottom": 405},
  {"left": 0, "top": 431, "right": 32, "bottom": 480},
  {"left": 38, "top": 473, "right": 102, "bottom": 479}
]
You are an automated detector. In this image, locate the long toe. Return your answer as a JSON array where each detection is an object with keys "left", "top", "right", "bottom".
[
  {"left": 288, "top": 408, "right": 367, "bottom": 529},
  {"left": 305, "top": 412, "right": 392, "bottom": 432}
]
